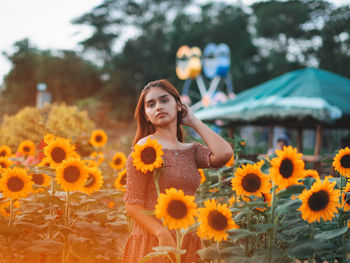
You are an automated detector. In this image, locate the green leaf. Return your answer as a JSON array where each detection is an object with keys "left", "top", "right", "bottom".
[
  {"left": 286, "top": 241, "right": 315, "bottom": 258},
  {"left": 274, "top": 199, "right": 301, "bottom": 218},
  {"left": 228, "top": 228, "right": 257, "bottom": 242},
  {"left": 152, "top": 246, "right": 186, "bottom": 255},
  {"left": 315, "top": 226, "right": 348, "bottom": 240},
  {"left": 196, "top": 247, "right": 218, "bottom": 260},
  {"left": 277, "top": 184, "right": 306, "bottom": 198},
  {"left": 28, "top": 239, "right": 65, "bottom": 254},
  {"left": 253, "top": 223, "right": 275, "bottom": 232},
  {"left": 138, "top": 250, "right": 175, "bottom": 263}
]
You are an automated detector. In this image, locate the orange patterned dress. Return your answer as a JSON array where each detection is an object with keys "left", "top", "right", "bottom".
[{"left": 123, "top": 142, "right": 211, "bottom": 263}]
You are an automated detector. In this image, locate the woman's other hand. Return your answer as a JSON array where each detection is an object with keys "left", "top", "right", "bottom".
[{"left": 157, "top": 228, "right": 176, "bottom": 248}]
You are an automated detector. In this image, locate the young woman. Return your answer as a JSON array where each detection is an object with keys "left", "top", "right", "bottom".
[{"left": 123, "top": 79, "right": 233, "bottom": 263}]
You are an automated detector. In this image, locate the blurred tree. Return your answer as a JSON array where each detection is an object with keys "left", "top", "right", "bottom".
[
  {"left": 251, "top": 0, "right": 333, "bottom": 78},
  {"left": 3, "top": 39, "right": 103, "bottom": 111},
  {"left": 317, "top": 5, "right": 350, "bottom": 78}
]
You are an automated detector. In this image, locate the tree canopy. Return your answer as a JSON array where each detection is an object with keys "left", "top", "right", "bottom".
[{"left": 2, "top": 0, "right": 350, "bottom": 120}]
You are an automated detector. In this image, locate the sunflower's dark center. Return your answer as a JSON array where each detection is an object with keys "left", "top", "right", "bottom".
[
  {"left": 32, "top": 173, "right": 44, "bottom": 185},
  {"left": 120, "top": 174, "right": 127, "bottom": 185},
  {"left": 7, "top": 176, "right": 24, "bottom": 192},
  {"left": 208, "top": 210, "right": 228, "bottom": 231},
  {"left": 0, "top": 162, "right": 7, "bottom": 168},
  {"left": 44, "top": 162, "right": 50, "bottom": 167},
  {"left": 95, "top": 135, "right": 103, "bottom": 142},
  {"left": 85, "top": 174, "right": 95, "bottom": 188},
  {"left": 140, "top": 147, "right": 157, "bottom": 164},
  {"left": 279, "top": 158, "right": 294, "bottom": 178},
  {"left": 23, "top": 146, "right": 30, "bottom": 153},
  {"left": 167, "top": 200, "right": 187, "bottom": 219},
  {"left": 340, "top": 155, "right": 350, "bottom": 168},
  {"left": 308, "top": 190, "right": 329, "bottom": 211},
  {"left": 242, "top": 173, "right": 261, "bottom": 192},
  {"left": 51, "top": 147, "right": 66, "bottom": 163},
  {"left": 114, "top": 158, "right": 121, "bottom": 165},
  {"left": 0, "top": 150, "right": 6, "bottom": 157},
  {"left": 63, "top": 165, "right": 80, "bottom": 183}
]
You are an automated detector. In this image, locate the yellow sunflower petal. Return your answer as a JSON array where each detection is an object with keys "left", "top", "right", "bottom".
[
  {"left": 298, "top": 178, "right": 340, "bottom": 223},
  {"left": 333, "top": 147, "right": 350, "bottom": 177},
  {"left": 197, "top": 199, "right": 239, "bottom": 242},
  {"left": 89, "top": 130, "right": 108, "bottom": 148},
  {"left": 131, "top": 138, "right": 164, "bottom": 173},
  {"left": 0, "top": 167, "right": 33, "bottom": 200},
  {"left": 55, "top": 158, "right": 89, "bottom": 192},
  {"left": 155, "top": 188, "right": 197, "bottom": 230},
  {"left": 110, "top": 152, "right": 127, "bottom": 170},
  {"left": 18, "top": 140, "right": 36, "bottom": 156},
  {"left": 269, "top": 146, "right": 305, "bottom": 190}
]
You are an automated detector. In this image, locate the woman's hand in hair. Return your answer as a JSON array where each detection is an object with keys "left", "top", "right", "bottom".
[{"left": 180, "top": 105, "right": 198, "bottom": 128}]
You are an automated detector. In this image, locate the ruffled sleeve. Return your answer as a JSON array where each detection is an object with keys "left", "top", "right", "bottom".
[
  {"left": 194, "top": 143, "right": 211, "bottom": 169},
  {"left": 123, "top": 154, "right": 151, "bottom": 206}
]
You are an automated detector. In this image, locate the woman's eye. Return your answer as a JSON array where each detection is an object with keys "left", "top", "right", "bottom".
[
  {"left": 161, "top": 98, "right": 168, "bottom": 103},
  {"left": 147, "top": 103, "right": 154, "bottom": 107}
]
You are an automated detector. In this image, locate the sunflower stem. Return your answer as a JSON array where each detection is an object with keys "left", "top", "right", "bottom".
[
  {"left": 153, "top": 168, "right": 161, "bottom": 197},
  {"left": 267, "top": 183, "right": 277, "bottom": 263},
  {"left": 217, "top": 241, "right": 222, "bottom": 263},
  {"left": 65, "top": 191, "right": 71, "bottom": 227},
  {"left": 8, "top": 199, "right": 14, "bottom": 226},
  {"left": 176, "top": 229, "right": 181, "bottom": 263}
]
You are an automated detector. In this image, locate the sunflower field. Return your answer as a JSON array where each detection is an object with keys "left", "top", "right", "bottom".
[{"left": 1, "top": 113, "right": 350, "bottom": 262}]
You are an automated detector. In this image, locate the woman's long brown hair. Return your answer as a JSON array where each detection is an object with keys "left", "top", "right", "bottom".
[{"left": 133, "top": 79, "right": 187, "bottom": 146}]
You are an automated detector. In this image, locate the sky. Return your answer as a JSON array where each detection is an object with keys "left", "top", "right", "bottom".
[{"left": 0, "top": 0, "right": 349, "bottom": 86}]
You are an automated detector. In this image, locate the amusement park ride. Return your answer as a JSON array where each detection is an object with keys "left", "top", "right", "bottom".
[{"left": 176, "top": 43, "right": 235, "bottom": 111}]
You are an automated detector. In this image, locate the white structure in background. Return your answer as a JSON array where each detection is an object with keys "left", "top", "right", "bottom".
[{"left": 36, "top": 83, "right": 51, "bottom": 109}]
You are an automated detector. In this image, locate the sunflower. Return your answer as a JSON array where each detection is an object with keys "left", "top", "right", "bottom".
[
  {"left": 114, "top": 168, "right": 127, "bottom": 192},
  {"left": 90, "top": 151, "right": 104, "bottom": 166},
  {"left": 0, "top": 145, "right": 12, "bottom": 158},
  {"left": 231, "top": 163, "right": 270, "bottom": 197},
  {"left": 38, "top": 157, "right": 52, "bottom": 167},
  {"left": 155, "top": 188, "right": 197, "bottom": 230},
  {"left": 17, "top": 140, "right": 36, "bottom": 156},
  {"left": 197, "top": 199, "right": 239, "bottom": 242},
  {"left": 298, "top": 178, "right": 340, "bottom": 223},
  {"left": 198, "top": 169, "right": 206, "bottom": 184},
  {"left": 302, "top": 169, "right": 320, "bottom": 182},
  {"left": 110, "top": 152, "right": 127, "bottom": 170},
  {"left": 0, "top": 157, "right": 12, "bottom": 169},
  {"left": 333, "top": 147, "right": 350, "bottom": 177},
  {"left": 81, "top": 167, "right": 104, "bottom": 194},
  {"left": 225, "top": 155, "right": 234, "bottom": 167},
  {"left": 30, "top": 172, "right": 51, "bottom": 194},
  {"left": 342, "top": 183, "right": 350, "bottom": 211},
  {"left": 89, "top": 130, "right": 108, "bottom": 148},
  {"left": 131, "top": 138, "right": 164, "bottom": 173},
  {"left": 30, "top": 173, "right": 51, "bottom": 188},
  {"left": 269, "top": 146, "right": 305, "bottom": 190},
  {"left": 44, "top": 133, "right": 56, "bottom": 145},
  {"left": 44, "top": 137, "right": 77, "bottom": 168},
  {"left": 0, "top": 198, "right": 20, "bottom": 217},
  {"left": 55, "top": 158, "right": 88, "bottom": 192},
  {"left": 0, "top": 167, "right": 33, "bottom": 200}
]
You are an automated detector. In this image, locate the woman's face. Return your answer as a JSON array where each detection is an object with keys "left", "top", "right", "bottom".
[{"left": 144, "top": 86, "right": 181, "bottom": 127}]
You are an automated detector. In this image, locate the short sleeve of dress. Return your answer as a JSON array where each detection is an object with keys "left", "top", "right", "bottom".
[
  {"left": 123, "top": 154, "right": 150, "bottom": 206},
  {"left": 194, "top": 143, "right": 211, "bottom": 169}
]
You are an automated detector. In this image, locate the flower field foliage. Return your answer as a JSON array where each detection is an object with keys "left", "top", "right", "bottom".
[
  {"left": 134, "top": 135, "right": 350, "bottom": 263},
  {"left": 1, "top": 114, "right": 350, "bottom": 263},
  {"left": 0, "top": 122, "right": 131, "bottom": 262},
  {"left": 0, "top": 103, "right": 95, "bottom": 151}
]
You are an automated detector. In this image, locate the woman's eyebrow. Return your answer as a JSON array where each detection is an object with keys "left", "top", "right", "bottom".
[{"left": 145, "top": 94, "right": 169, "bottom": 104}]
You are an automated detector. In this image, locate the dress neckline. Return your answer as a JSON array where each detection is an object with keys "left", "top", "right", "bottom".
[{"left": 161, "top": 143, "right": 195, "bottom": 152}]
